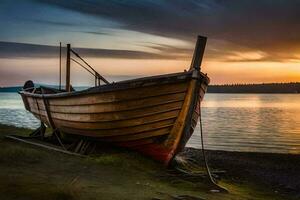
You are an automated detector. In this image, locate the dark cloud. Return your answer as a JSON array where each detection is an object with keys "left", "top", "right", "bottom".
[
  {"left": 80, "top": 31, "right": 108, "bottom": 35},
  {"left": 33, "top": 0, "right": 300, "bottom": 62},
  {"left": 144, "top": 43, "right": 192, "bottom": 55},
  {"left": 0, "top": 41, "right": 59, "bottom": 58},
  {"left": 0, "top": 41, "right": 187, "bottom": 60},
  {"left": 29, "top": 19, "right": 79, "bottom": 27}
]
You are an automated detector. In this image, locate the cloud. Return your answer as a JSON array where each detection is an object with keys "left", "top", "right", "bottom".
[
  {"left": 0, "top": 41, "right": 59, "bottom": 58},
  {"left": 0, "top": 41, "right": 188, "bottom": 60},
  {"left": 29, "top": 19, "right": 79, "bottom": 27},
  {"left": 32, "top": 0, "right": 300, "bottom": 62},
  {"left": 80, "top": 31, "right": 108, "bottom": 36}
]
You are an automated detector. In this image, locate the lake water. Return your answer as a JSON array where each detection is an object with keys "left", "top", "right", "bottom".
[{"left": 0, "top": 93, "right": 300, "bottom": 154}]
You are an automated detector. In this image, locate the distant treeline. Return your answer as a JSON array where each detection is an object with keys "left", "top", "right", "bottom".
[
  {"left": 208, "top": 82, "right": 300, "bottom": 93},
  {"left": 1, "top": 82, "right": 300, "bottom": 93}
]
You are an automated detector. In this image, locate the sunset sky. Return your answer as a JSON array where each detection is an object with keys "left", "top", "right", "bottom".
[{"left": 0, "top": 0, "right": 300, "bottom": 86}]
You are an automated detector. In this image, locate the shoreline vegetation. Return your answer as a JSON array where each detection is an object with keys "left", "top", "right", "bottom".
[
  {"left": 1, "top": 82, "right": 300, "bottom": 93},
  {"left": 207, "top": 82, "right": 300, "bottom": 93},
  {"left": 0, "top": 124, "right": 299, "bottom": 199}
]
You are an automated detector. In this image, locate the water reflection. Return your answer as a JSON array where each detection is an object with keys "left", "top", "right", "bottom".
[
  {"left": 0, "top": 93, "right": 300, "bottom": 154},
  {"left": 188, "top": 94, "right": 300, "bottom": 154},
  {"left": 0, "top": 93, "right": 39, "bottom": 129}
]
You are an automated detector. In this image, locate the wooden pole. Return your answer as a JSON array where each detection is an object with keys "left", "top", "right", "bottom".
[
  {"left": 59, "top": 42, "right": 62, "bottom": 90},
  {"left": 66, "top": 44, "right": 71, "bottom": 92},
  {"left": 190, "top": 36, "right": 207, "bottom": 71}
]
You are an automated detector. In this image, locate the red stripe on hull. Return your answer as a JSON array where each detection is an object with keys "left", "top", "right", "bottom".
[{"left": 118, "top": 142, "right": 174, "bottom": 165}]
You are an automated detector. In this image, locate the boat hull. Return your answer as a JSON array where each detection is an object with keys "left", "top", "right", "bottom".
[{"left": 20, "top": 70, "right": 209, "bottom": 165}]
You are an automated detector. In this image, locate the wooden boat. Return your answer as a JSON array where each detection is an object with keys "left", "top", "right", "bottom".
[{"left": 19, "top": 36, "right": 210, "bottom": 165}]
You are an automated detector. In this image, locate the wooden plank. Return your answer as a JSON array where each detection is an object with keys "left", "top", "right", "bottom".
[
  {"left": 19, "top": 70, "right": 193, "bottom": 99},
  {"left": 32, "top": 114, "right": 50, "bottom": 127},
  {"left": 49, "top": 82, "right": 188, "bottom": 106},
  {"left": 5, "top": 135, "right": 84, "bottom": 157},
  {"left": 49, "top": 93, "right": 185, "bottom": 114},
  {"left": 164, "top": 80, "right": 197, "bottom": 149},
  {"left": 52, "top": 109, "right": 179, "bottom": 129},
  {"left": 60, "top": 118, "right": 175, "bottom": 137},
  {"left": 28, "top": 92, "right": 185, "bottom": 114},
  {"left": 29, "top": 101, "right": 183, "bottom": 122},
  {"left": 116, "top": 138, "right": 157, "bottom": 147},
  {"left": 190, "top": 36, "right": 207, "bottom": 70},
  {"left": 100, "top": 127, "right": 171, "bottom": 142}
]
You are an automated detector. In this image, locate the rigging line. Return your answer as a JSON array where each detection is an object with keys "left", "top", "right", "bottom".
[
  {"left": 70, "top": 57, "right": 96, "bottom": 78},
  {"left": 70, "top": 49, "right": 110, "bottom": 84}
]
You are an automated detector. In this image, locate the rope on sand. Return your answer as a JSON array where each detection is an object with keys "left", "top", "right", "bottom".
[{"left": 172, "top": 102, "right": 228, "bottom": 192}]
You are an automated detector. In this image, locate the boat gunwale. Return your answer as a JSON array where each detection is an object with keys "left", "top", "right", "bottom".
[{"left": 19, "top": 70, "right": 209, "bottom": 99}]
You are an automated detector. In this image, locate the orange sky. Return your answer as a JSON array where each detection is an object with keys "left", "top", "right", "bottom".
[
  {"left": 0, "top": 0, "right": 300, "bottom": 86},
  {"left": 1, "top": 56, "right": 300, "bottom": 87}
]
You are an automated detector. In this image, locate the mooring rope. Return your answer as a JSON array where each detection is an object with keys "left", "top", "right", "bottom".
[
  {"left": 198, "top": 99, "right": 228, "bottom": 192},
  {"left": 198, "top": 102, "right": 217, "bottom": 184}
]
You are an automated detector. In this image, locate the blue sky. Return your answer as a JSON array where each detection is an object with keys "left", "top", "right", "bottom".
[{"left": 1, "top": 0, "right": 300, "bottom": 86}]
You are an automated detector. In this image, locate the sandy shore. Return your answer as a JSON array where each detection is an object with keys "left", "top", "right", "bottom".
[
  {"left": 0, "top": 123, "right": 299, "bottom": 200},
  {"left": 178, "top": 148, "right": 300, "bottom": 198}
]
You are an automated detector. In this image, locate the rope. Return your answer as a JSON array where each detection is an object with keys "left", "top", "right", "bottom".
[
  {"left": 198, "top": 99, "right": 228, "bottom": 192},
  {"left": 71, "top": 57, "right": 103, "bottom": 86},
  {"left": 70, "top": 57, "right": 97, "bottom": 77},
  {"left": 70, "top": 49, "right": 109, "bottom": 84},
  {"left": 198, "top": 102, "right": 217, "bottom": 184}
]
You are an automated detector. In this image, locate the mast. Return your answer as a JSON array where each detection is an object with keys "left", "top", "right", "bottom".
[
  {"left": 190, "top": 36, "right": 207, "bottom": 71},
  {"left": 66, "top": 44, "right": 71, "bottom": 92},
  {"left": 59, "top": 42, "right": 62, "bottom": 90}
]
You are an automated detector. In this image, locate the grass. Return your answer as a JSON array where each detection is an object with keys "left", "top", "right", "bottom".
[{"left": 0, "top": 123, "right": 295, "bottom": 200}]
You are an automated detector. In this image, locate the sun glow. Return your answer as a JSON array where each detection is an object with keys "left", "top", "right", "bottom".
[
  {"left": 225, "top": 51, "right": 267, "bottom": 61},
  {"left": 203, "top": 61, "right": 300, "bottom": 84}
]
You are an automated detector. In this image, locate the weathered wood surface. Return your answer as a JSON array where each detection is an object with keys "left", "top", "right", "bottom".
[
  {"left": 18, "top": 35, "right": 210, "bottom": 165},
  {"left": 20, "top": 70, "right": 208, "bottom": 164}
]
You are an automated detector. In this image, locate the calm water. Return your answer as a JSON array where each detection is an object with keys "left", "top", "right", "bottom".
[{"left": 0, "top": 93, "right": 300, "bottom": 154}]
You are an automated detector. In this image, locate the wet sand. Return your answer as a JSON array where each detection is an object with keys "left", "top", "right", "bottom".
[{"left": 178, "top": 148, "right": 300, "bottom": 198}]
